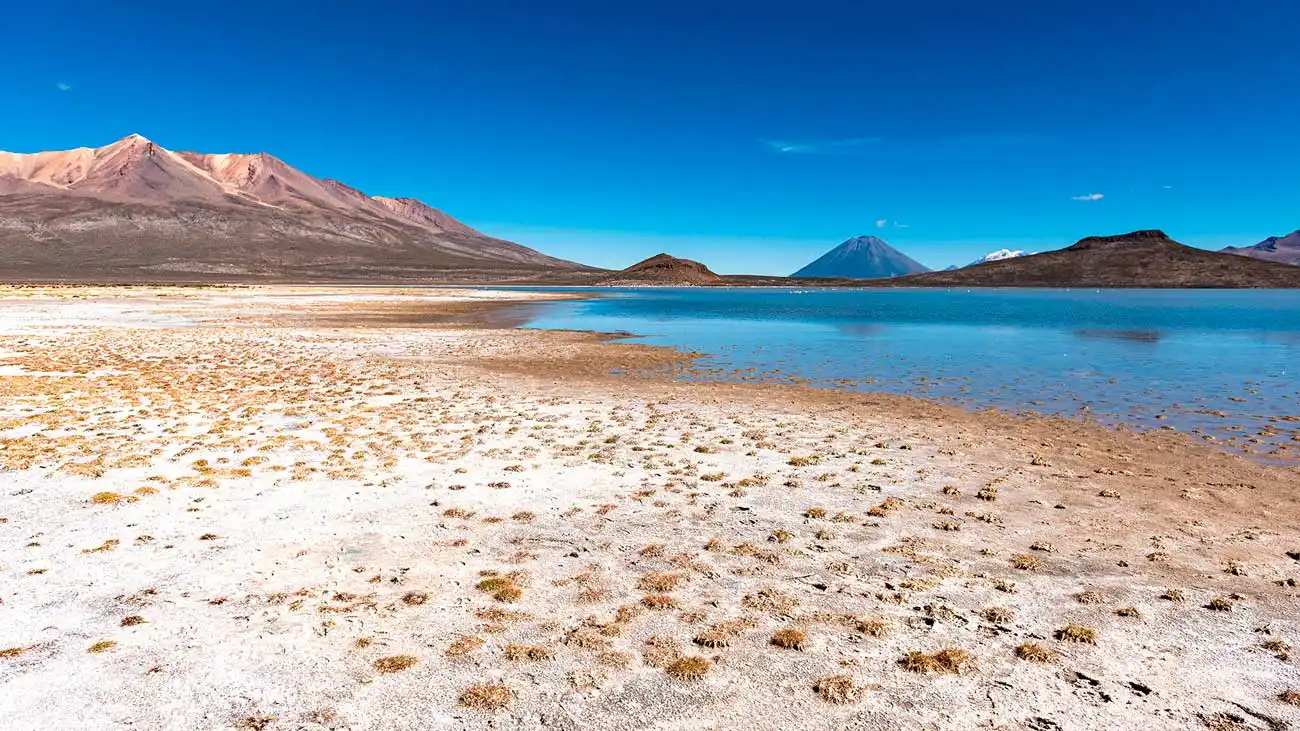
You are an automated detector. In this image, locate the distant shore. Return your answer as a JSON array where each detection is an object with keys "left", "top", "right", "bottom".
[{"left": 1, "top": 286, "right": 1297, "bottom": 731}]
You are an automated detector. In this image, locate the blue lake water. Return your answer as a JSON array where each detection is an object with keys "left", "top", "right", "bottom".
[{"left": 510, "top": 288, "right": 1300, "bottom": 459}]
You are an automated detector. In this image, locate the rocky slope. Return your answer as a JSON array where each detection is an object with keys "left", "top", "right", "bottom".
[
  {"left": 791, "top": 236, "right": 930, "bottom": 279},
  {"left": 869, "top": 230, "right": 1300, "bottom": 288},
  {"left": 0, "top": 135, "right": 589, "bottom": 281},
  {"left": 598, "top": 253, "right": 723, "bottom": 286},
  {"left": 1221, "top": 230, "right": 1300, "bottom": 266}
]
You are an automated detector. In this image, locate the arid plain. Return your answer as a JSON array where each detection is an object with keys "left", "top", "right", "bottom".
[{"left": 1, "top": 287, "right": 1297, "bottom": 731}]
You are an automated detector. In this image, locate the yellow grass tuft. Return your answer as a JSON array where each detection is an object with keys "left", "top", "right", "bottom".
[
  {"left": 900, "top": 647, "right": 973, "bottom": 674},
  {"left": 373, "top": 655, "right": 417, "bottom": 674},
  {"left": 770, "top": 627, "right": 808, "bottom": 651},
  {"left": 1055, "top": 624, "right": 1098, "bottom": 644},
  {"left": 813, "top": 675, "right": 862, "bottom": 704},
  {"left": 1014, "top": 642, "right": 1055, "bottom": 662},
  {"left": 458, "top": 683, "right": 513, "bottom": 712},
  {"left": 665, "top": 655, "right": 711, "bottom": 681},
  {"left": 91, "top": 491, "right": 125, "bottom": 505},
  {"left": 445, "top": 636, "right": 485, "bottom": 658},
  {"left": 504, "top": 643, "right": 553, "bottom": 662},
  {"left": 87, "top": 641, "right": 116, "bottom": 654}
]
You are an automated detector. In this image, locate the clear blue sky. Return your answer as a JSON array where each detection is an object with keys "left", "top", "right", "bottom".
[{"left": 3, "top": 1, "right": 1298, "bottom": 273}]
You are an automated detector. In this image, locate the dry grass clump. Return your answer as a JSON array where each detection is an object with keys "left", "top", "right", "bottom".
[
  {"left": 511, "top": 511, "right": 535, "bottom": 522},
  {"left": 770, "top": 628, "right": 808, "bottom": 651},
  {"left": 693, "top": 618, "right": 754, "bottom": 648},
  {"left": 598, "top": 651, "right": 633, "bottom": 668},
  {"left": 665, "top": 655, "right": 712, "bottom": 681},
  {"left": 642, "top": 636, "right": 682, "bottom": 668},
  {"left": 742, "top": 587, "right": 799, "bottom": 613},
  {"left": 87, "top": 641, "right": 116, "bottom": 654},
  {"left": 121, "top": 615, "right": 146, "bottom": 627},
  {"left": 1261, "top": 639, "right": 1292, "bottom": 661},
  {"left": 641, "top": 594, "right": 678, "bottom": 610},
  {"left": 856, "top": 617, "right": 892, "bottom": 638},
  {"left": 504, "top": 643, "right": 553, "bottom": 661},
  {"left": 476, "top": 575, "right": 524, "bottom": 603},
  {"left": 639, "top": 543, "right": 665, "bottom": 557},
  {"left": 636, "top": 571, "right": 685, "bottom": 592},
  {"left": 1206, "top": 597, "right": 1234, "bottom": 612},
  {"left": 1055, "top": 624, "right": 1098, "bottom": 644},
  {"left": 787, "top": 455, "right": 819, "bottom": 467},
  {"left": 1160, "top": 588, "right": 1186, "bottom": 602},
  {"left": 443, "top": 507, "right": 475, "bottom": 519},
  {"left": 1116, "top": 606, "right": 1142, "bottom": 618},
  {"left": 900, "top": 647, "right": 974, "bottom": 674},
  {"left": 1015, "top": 642, "right": 1055, "bottom": 662},
  {"left": 1, "top": 646, "right": 33, "bottom": 659},
  {"left": 1278, "top": 689, "right": 1300, "bottom": 707},
  {"left": 458, "top": 683, "right": 513, "bottom": 712},
  {"left": 813, "top": 675, "right": 862, "bottom": 704},
  {"left": 82, "top": 539, "right": 120, "bottom": 554},
  {"left": 90, "top": 491, "right": 126, "bottom": 505},
  {"left": 980, "top": 607, "right": 1015, "bottom": 624},
  {"left": 1075, "top": 590, "right": 1107, "bottom": 604},
  {"left": 1011, "top": 554, "right": 1040, "bottom": 571},
  {"left": 445, "top": 636, "right": 485, "bottom": 658},
  {"left": 976, "top": 485, "right": 998, "bottom": 501},
  {"left": 401, "top": 591, "right": 429, "bottom": 606},
  {"left": 373, "top": 655, "right": 417, "bottom": 674},
  {"left": 803, "top": 507, "right": 827, "bottom": 519}
]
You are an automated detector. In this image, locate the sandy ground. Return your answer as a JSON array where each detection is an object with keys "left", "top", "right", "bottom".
[{"left": 0, "top": 286, "right": 1298, "bottom": 731}]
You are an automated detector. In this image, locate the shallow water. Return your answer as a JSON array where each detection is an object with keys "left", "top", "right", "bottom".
[{"left": 510, "top": 288, "right": 1300, "bottom": 460}]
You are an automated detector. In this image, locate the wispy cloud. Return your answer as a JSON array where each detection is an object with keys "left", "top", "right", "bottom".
[
  {"left": 893, "top": 221, "right": 910, "bottom": 229},
  {"left": 1070, "top": 193, "right": 1104, "bottom": 201},
  {"left": 875, "top": 219, "right": 887, "bottom": 229},
  {"left": 762, "top": 137, "right": 881, "bottom": 155},
  {"left": 56, "top": 82, "right": 72, "bottom": 92}
]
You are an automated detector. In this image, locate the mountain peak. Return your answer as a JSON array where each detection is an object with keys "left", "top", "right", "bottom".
[{"left": 791, "top": 235, "right": 930, "bottom": 279}]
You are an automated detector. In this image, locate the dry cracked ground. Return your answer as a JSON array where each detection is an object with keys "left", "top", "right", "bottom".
[{"left": 0, "top": 287, "right": 1298, "bottom": 731}]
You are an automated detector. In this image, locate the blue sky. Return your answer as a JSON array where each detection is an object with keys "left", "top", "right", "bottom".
[{"left": 2, "top": 1, "right": 1298, "bottom": 273}]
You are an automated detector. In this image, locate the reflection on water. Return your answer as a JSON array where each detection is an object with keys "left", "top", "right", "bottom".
[
  {"left": 1073, "top": 329, "right": 1162, "bottom": 344},
  {"left": 511, "top": 287, "right": 1300, "bottom": 461}
]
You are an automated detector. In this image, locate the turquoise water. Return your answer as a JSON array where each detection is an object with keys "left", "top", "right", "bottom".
[{"left": 513, "top": 288, "right": 1300, "bottom": 460}]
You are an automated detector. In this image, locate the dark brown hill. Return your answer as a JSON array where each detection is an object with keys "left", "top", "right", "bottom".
[
  {"left": 867, "top": 230, "right": 1300, "bottom": 288},
  {"left": 597, "top": 253, "right": 724, "bottom": 286}
]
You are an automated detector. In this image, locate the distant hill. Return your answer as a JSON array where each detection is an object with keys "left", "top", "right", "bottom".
[
  {"left": 970, "top": 248, "right": 1028, "bottom": 266},
  {"left": 791, "top": 236, "right": 930, "bottom": 279},
  {"left": 0, "top": 134, "right": 592, "bottom": 282},
  {"left": 1221, "top": 230, "right": 1300, "bottom": 266},
  {"left": 867, "top": 230, "right": 1300, "bottom": 288},
  {"left": 598, "top": 253, "right": 723, "bottom": 286}
]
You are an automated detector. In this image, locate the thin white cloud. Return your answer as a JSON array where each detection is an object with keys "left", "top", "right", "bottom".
[
  {"left": 875, "top": 219, "right": 887, "bottom": 229},
  {"left": 56, "top": 82, "right": 72, "bottom": 92},
  {"left": 893, "top": 222, "right": 910, "bottom": 229},
  {"left": 762, "top": 137, "right": 882, "bottom": 155},
  {"left": 1070, "top": 193, "right": 1104, "bottom": 201}
]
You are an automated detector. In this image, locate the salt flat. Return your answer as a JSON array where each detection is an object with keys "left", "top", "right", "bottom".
[{"left": 0, "top": 287, "right": 1297, "bottom": 731}]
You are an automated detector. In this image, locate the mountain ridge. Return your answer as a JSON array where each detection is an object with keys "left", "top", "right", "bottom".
[
  {"left": 1221, "top": 230, "right": 1300, "bottom": 266},
  {"left": 864, "top": 230, "right": 1300, "bottom": 288},
  {"left": 0, "top": 134, "right": 590, "bottom": 281}
]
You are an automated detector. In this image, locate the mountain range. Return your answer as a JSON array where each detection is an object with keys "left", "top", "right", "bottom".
[
  {"left": 0, "top": 135, "right": 589, "bottom": 281},
  {"left": 1221, "top": 230, "right": 1300, "bottom": 266},
  {"left": 869, "top": 230, "right": 1300, "bottom": 288},
  {"left": 790, "top": 236, "right": 930, "bottom": 279}
]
